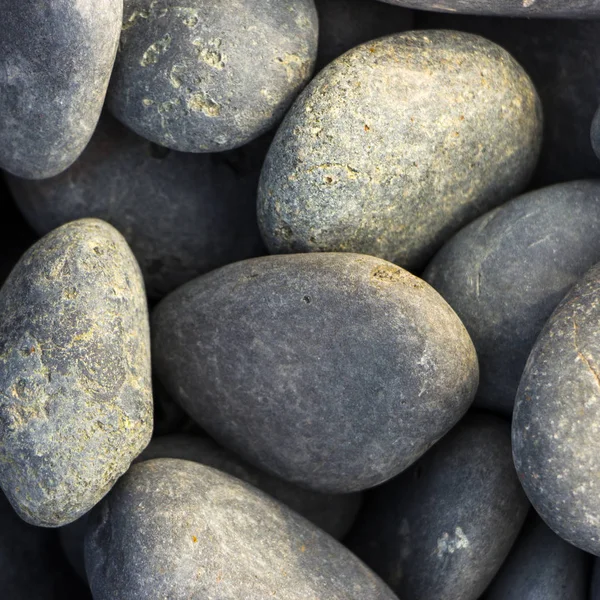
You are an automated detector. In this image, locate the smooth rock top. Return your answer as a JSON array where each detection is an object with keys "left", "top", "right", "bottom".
[
  {"left": 108, "top": 0, "right": 318, "bottom": 152},
  {"left": 0, "top": 0, "right": 122, "bottom": 179},
  {"left": 591, "top": 106, "right": 600, "bottom": 161},
  {"left": 0, "top": 219, "right": 152, "bottom": 527},
  {"left": 258, "top": 30, "right": 542, "bottom": 271},
  {"left": 5, "top": 115, "right": 266, "bottom": 299},
  {"left": 152, "top": 253, "right": 478, "bottom": 494},
  {"left": 347, "top": 412, "right": 530, "bottom": 600},
  {"left": 513, "top": 261, "right": 600, "bottom": 555},
  {"left": 377, "top": 0, "right": 600, "bottom": 17},
  {"left": 424, "top": 180, "right": 600, "bottom": 416},
  {"left": 484, "top": 513, "right": 590, "bottom": 600},
  {"left": 85, "top": 459, "right": 398, "bottom": 599}
]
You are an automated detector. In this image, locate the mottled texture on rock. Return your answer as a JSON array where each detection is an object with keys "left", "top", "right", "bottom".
[
  {"left": 258, "top": 30, "right": 542, "bottom": 271},
  {"left": 347, "top": 413, "right": 529, "bottom": 600},
  {"left": 0, "top": 0, "right": 122, "bottom": 179},
  {"left": 513, "top": 262, "right": 600, "bottom": 555},
  {"left": 85, "top": 459, "right": 398, "bottom": 599},
  {"left": 0, "top": 219, "right": 152, "bottom": 527},
  {"left": 108, "top": 0, "right": 318, "bottom": 152},
  {"left": 416, "top": 14, "right": 600, "bottom": 187},
  {"left": 424, "top": 180, "right": 600, "bottom": 416},
  {"left": 484, "top": 513, "right": 591, "bottom": 600},
  {"left": 153, "top": 253, "right": 478, "bottom": 494},
  {"left": 5, "top": 115, "right": 266, "bottom": 299},
  {"left": 380, "top": 0, "right": 600, "bottom": 17},
  {"left": 316, "top": 0, "right": 413, "bottom": 69}
]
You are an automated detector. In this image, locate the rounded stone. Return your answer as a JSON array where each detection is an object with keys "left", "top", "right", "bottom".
[
  {"left": 513, "top": 261, "right": 600, "bottom": 555},
  {"left": 376, "top": 0, "right": 600, "bottom": 17},
  {"left": 5, "top": 115, "right": 266, "bottom": 299},
  {"left": 108, "top": 0, "right": 318, "bottom": 152},
  {"left": 483, "top": 513, "right": 591, "bottom": 600},
  {"left": 152, "top": 253, "right": 478, "bottom": 494},
  {"left": 258, "top": 30, "right": 542, "bottom": 271},
  {"left": 85, "top": 459, "right": 398, "bottom": 599},
  {"left": 346, "top": 412, "right": 530, "bottom": 600},
  {"left": 424, "top": 180, "right": 600, "bottom": 416},
  {"left": 0, "top": 0, "right": 122, "bottom": 179},
  {"left": 0, "top": 219, "right": 153, "bottom": 527}
]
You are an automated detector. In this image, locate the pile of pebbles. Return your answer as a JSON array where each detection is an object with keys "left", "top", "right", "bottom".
[{"left": 2, "top": 0, "right": 600, "bottom": 598}]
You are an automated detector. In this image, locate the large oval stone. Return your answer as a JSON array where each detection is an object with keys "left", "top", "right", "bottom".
[
  {"left": 347, "top": 413, "right": 529, "bottom": 600},
  {"left": 424, "top": 180, "right": 600, "bottom": 416},
  {"left": 513, "top": 261, "right": 600, "bottom": 555},
  {"left": 85, "top": 459, "right": 398, "bottom": 599},
  {"left": 152, "top": 253, "right": 478, "bottom": 494},
  {"left": 258, "top": 30, "right": 542, "bottom": 271},
  {"left": 108, "top": 0, "right": 318, "bottom": 152},
  {"left": 0, "top": 0, "right": 122, "bottom": 179},
  {"left": 0, "top": 219, "right": 152, "bottom": 527}
]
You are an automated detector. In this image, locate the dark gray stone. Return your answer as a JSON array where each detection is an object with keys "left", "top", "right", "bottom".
[
  {"left": 0, "top": 0, "right": 122, "bottom": 179},
  {"left": 424, "top": 180, "right": 600, "bottom": 416},
  {"left": 591, "top": 559, "right": 600, "bottom": 599},
  {"left": 152, "top": 253, "right": 478, "bottom": 494},
  {"left": 379, "top": 0, "right": 600, "bottom": 17},
  {"left": 5, "top": 115, "right": 266, "bottom": 299},
  {"left": 346, "top": 412, "right": 529, "bottom": 600},
  {"left": 416, "top": 14, "right": 600, "bottom": 188},
  {"left": 85, "top": 459, "right": 398, "bottom": 599},
  {"left": 513, "top": 261, "right": 600, "bottom": 555},
  {"left": 591, "top": 106, "right": 600, "bottom": 162},
  {"left": 108, "top": 0, "right": 318, "bottom": 152},
  {"left": 483, "top": 513, "right": 591, "bottom": 600},
  {"left": 316, "top": 0, "right": 414, "bottom": 69},
  {"left": 258, "top": 30, "right": 542, "bottom": 272},
  {"left": 0, "top": 219, "right": 153, "bottom": 527}
]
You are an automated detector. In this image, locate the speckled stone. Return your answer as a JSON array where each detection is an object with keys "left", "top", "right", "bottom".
[
  {"left": 5, "top": 114, "right": 266, "bottom": 299},
  {"left": 483, "top": 513, "right": 591, "bottom": 600},
  {"left": 85, "top": 459, "right": 398, "bottom": 599},
  {"left": 416, "top": 14, "right": 600, "bottom": 187},
  {"left": 0, "top": 219, "right": 152, "bottom": 527},
  {"left": 346, "top": 412, "right": 529, "bottom": 600},
  {"left": 424, "top": 180, "right": 600, "bottom": 416},
  {"left": 380, "top": 0, "right": 600, "bottom": 17},
  {"left": 152, "top": 253, "right": 478, "bottom": 494},
  {"left": 513, "top": 261, "right": 600, "bottom": 555},
  {"left": 258, "top": 30, "right": 542, "bottom": 272},
  {"left": 108, "top": 0, "right": 318, "bottom": 152},
  {"left": 316, "top": 0, "right": 413, "bottom": 69},
  {"left": 0, "top": 0, "right": 122, "bottom": 179}
]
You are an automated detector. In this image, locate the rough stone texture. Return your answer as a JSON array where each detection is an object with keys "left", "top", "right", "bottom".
[
  {"left": 0, "top": 0, "right": 122, "bottom": 179},
  {"left": 483, "top": 513, "right": 591, "bottom": 600},
  {"left": 0, "top": 219, "right": 153, "bottom": 527},
  {"left": 315, "top": 0, "right": 413, "bottom": 70},
  {"left": 379, "top": 0, "right": 600, "bottom": 17},
  {"left": 424, "top": 180, "right": 600, "bottom": 416},
  {"left": 108, "top": 0, "right": 318, "bottom": 152},
  {"left": 346, "top": 413, "right": 529, "bottom": 600},
  {"left": 152, "top": 253, "right": 478, "bottom": 494},
  {"left": 258, "top": 30, "right": 541, "bottom": 272},
  {"left": 416, "top": 14, "right": 600, "bottom": 187},
  {"left": 513, "top": 262, "right": 600, "bottom": 555},
  {"left": 85, "top": 459, "right": 398, "bottom": 599},
  {"left": 5, "top": 114, "right": 266, "bottom": 299}
]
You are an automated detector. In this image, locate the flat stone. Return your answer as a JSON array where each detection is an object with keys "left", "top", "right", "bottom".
[
  {"left": 258, "top": 30, "right": 542, "bottom": 271},
  {"left": 347, "top": 412, "right": 530, "bottom": 600},
  {"left": 108, "top": 0, "right": 318, "bottom": 152},
  {"left": 5, "top": 115, "right": 266, "bottom": 299},
  {"left": 424, "top": 180, "right": 600, "bottom": 416},
  {"left": 152, "top": 253, "right": 478, "bottom": 494},
  {"left": 0, "top": 0, "right": 122, "bottom": 179},
  {"left": 513, "top": 261, "right": 600, "bottom": 555},
  {"left": 85, "top": 459, "right": 399, "bottom": 599},
  {"left": 0, "top": 219, "right": 153, "bottom": 527}
]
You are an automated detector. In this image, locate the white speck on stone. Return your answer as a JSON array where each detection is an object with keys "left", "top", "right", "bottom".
[
  {"left": 436, "top": 526, "right": 470, "bottom": 558},
  {"left": 523, "top": 0, "right": 536, "bottom": 6}
]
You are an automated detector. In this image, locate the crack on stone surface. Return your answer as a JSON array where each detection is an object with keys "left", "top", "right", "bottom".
[{"left": 573, "top": 319, "right": 600, "bottom": 390}]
